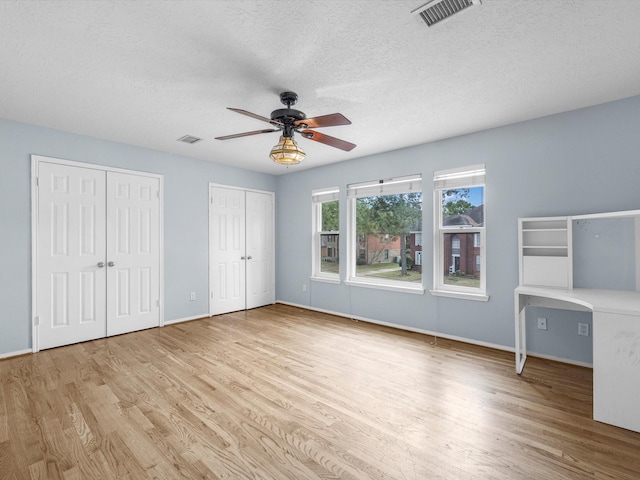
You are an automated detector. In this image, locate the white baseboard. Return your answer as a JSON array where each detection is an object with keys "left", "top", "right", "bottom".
[
  {"left": 276, "top": 300, "right": 514, "bottom": 353},
  {"left": 275, "top": 300, "right": 594, "bottom": 368},
  {"left": 0, "top": 348, "right": 32, "bottom": 360},
  {"left": 525, "top": 351, "right": 592, "bottom": 369},
  {"left": 164, "top": 314, "right": 210, "bottom": 326}
]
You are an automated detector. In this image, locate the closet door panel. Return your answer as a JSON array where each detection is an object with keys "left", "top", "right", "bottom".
[
  {"left": 106, "top": 172, "right": 160, "bottom": 336},
  {"left": 210, "top": 187, "right": 247, "bottom": 315},
  {"left": 36, "top": 163, "right": 107, "bottom": 349},
  {"left": 246, "top": 191, "right": 274, "bottom": 310}
]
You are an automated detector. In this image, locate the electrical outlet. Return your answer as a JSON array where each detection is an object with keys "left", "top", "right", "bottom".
[
  {"left": 190, "top": 292, "right": 196, "bottom": 301},
  {"left": 302, "top": 284, "right": 307, "bottom": 293},
  {"left": 537, "top": 318, "right": 547, "bottom": 330},
  {"left": 578, "top": 323, "right": 589, "bottom": 336}
]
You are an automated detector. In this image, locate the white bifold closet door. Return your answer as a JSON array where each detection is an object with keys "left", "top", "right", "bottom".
[
  {"left": 106, "top": 172, "right": 161, "bottom": 336},
  {"left": 35, "top": 162, "right": 161, "bottom": 350},
  {"left": 209, "top": 186, "right": 274, "bottom": 316}
]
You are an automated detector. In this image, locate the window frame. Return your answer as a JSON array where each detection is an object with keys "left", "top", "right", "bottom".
[
  {"left": 431, "top": 165, "right": 488, "bottom": 301},
  {"left": 346, "top": 175, "right": 424, "bottom": 294},
  {"left": 311, "top": 187, "right": 341, "bottom": 284}
]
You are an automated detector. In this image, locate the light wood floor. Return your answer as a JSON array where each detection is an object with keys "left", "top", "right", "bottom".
[{"left": 2, "top": 304, "right": 640, "bottom": 479}]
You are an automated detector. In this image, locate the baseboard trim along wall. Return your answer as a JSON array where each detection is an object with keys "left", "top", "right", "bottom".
[
  {"left": 2, "top": 308, "right": 593, "bottom": 369},
  {"left": 0, "top": 349, "right": 32, "bottom": 360},
  {"left": 275, "top": 300, "right": 594, "bottom": 369},
  {"left": 523, "top": 351, "right": 593, "bottom": 369},
  {"left": 164, "top": 314, "right": 210, "bottom": 326}
]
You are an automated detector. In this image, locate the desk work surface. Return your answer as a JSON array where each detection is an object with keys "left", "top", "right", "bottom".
[{"left": 515, "top": 286, "right": 640, "bottom": 316}]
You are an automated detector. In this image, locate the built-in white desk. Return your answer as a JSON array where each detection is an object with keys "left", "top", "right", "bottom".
[{"left": 515, "top": 286, "right": 640, "bottom": 433}]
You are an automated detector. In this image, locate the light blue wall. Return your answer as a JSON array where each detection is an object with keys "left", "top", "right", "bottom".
[
  {"left": 573, "top": 217, "right": 636, "bottom": 291},
  {"left": 4, "top": 95, "right": 640, "bottom": 362},
  {"left": 275, "top": 95, "right": 640, "bottom": 365},
  {"left": 0, "top": 118, "right": 276, "bottom": 355}
]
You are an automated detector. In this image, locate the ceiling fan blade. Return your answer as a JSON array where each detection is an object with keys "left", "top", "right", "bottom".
[
  {"left": 215, "top": 128, "right": 279, "bottom": 140},
  {"left": 300, "top": 130, "right": 356, "bottom": 151},
  {"left": 295, "top": 113, "right": 351, "bottom": 128},
  {"left": 227, "top": 108, "right": 283, "bottom": 127}
]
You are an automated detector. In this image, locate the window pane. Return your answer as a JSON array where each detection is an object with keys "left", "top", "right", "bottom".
[
  {"left": 442, "top": 232, "right": 481, "bottom": 288},
  {"left": 320, "top": 234, "right": 339, "bottom": 273},
  {"left": 441, "top": 186, "right": 484, "bottom": 227},
  {"left": 321, "top": 201, "right": 339, "bottom": 231},
  {"left": 355, "top": 193, "right": 422, "bottom": 283},
  {"left": 319, "top": 200, "right": 339, "bottom": 274}
]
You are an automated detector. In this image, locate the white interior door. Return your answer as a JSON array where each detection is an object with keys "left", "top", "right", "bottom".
[
  {"left": 36, "top": 162, "right": 107, "bottom": 349},
  {"left": 210, "top": 186, "right": 246, "bottom": 315},
  {"left": 106, "top": 172, "right": 161, "bottom": 336},
  {"left": 246, "top": 191, "right": 274, "bottom": 310}
]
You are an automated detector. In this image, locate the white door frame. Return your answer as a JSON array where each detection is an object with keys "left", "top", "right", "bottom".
[
  {"left": 208, "top": 183, "right": 275, "bottom": 316},
  {"left": 31, "top": 154, "right": 165, "bottom": 352}
]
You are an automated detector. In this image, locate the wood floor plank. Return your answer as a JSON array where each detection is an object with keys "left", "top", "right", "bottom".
[{"left": 2, "top": 304, "right": 640, "bottom": 479}]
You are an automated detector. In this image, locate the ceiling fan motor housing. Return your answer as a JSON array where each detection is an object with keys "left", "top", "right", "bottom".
[
  {"left": 270, "top": 108, "right": 306, "bottom": 123},
  {"left": 271, "top": 108, "right": 307, "bottom": 137}
]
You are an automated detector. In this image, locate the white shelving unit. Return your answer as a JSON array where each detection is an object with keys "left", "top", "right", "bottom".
[{"left": 518, "top": 216, "right": 572, "bottom": 288}]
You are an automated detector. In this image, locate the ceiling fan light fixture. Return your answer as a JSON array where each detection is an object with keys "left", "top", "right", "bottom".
[{"left": 269, "top": 135, "right": 305, "bottom": 165}]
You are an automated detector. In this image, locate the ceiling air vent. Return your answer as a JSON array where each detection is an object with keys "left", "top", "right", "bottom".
[
  {"left": 412, "top": 0, "right": 481, "bottom": 27},
  {"left": 177, "top": 135, "right": 202, "bottom": 144}
]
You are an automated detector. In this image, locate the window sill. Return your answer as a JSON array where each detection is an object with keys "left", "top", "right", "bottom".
[
  {"left": 345, "top": 278, "right": 424, "bottom": 295},
  {"left": 310, "top": 276, "right": 341, "bottom": 285},
  {"left": 429, "top": 289, "right": 489, "bottom": 302}
]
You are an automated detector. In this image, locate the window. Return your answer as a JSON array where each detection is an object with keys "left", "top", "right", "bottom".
[
  {"left": 312, "top": 187, "right": 340, "bottom": 282},
  {"left": 346, "top": 175, "right": 423, "bottom": 293},
  {"left": 432, "top": 165, "right": 487, "bottom": 301}
]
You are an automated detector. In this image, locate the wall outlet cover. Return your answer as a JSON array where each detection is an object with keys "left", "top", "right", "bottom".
[{"left": 578, "top": 322, "right": 589, "bottom": 336}]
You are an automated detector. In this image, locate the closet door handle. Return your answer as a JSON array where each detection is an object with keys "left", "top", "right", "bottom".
[
  {"left": 240, "top": 256, "right": 246, "bottom": 260},
  {"left": 108, "top": 261, "right": 115, "bottom": 267},
  {"left": 97, "top": 262, "right": 105, "bottom": 268},
  {"left": 246, "top": 256, "right": 253, "bottom": 260}
]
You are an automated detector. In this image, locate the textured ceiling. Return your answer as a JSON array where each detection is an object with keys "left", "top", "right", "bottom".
[{"left": 1, "top": 0, "right": 640, "bottom": 175}]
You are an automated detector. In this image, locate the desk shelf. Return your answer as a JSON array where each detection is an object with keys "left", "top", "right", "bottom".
[{"left": 519, "top": 216, "right": 571, "bottom": 288}]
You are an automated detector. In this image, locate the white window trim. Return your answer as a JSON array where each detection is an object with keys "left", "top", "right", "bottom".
[
  {"left": 346, "top": 175, "right": 424, "bottom": 294},
  {"left": 311, "top": 187, "right": 340, "bottom": 282},
  {"left": 431, "top": 165, "right": 488, "bottom": 302}
]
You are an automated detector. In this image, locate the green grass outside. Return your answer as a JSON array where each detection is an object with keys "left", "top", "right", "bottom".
[
  {"left": 444, "top": 274, "right": 480, "bottom": 288},
  {"left": 320, "top": 261, "right": 340, "bottom": 274},
  {"left": 356, "top": 262, "right": 400, "bottom": 273},
  {"left": 367, "top": 269, "right": 422, "bottom": 282},
  {"left": 323, "top": 262, "right": 477, "bottom": 287},
  {"left": 322, "top": 262, "right": 403, "bottom": 275}
]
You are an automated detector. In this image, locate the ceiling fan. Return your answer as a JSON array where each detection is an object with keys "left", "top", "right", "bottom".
[{"left": 215, "top": 91, "right": 356, "bottom": 165}]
